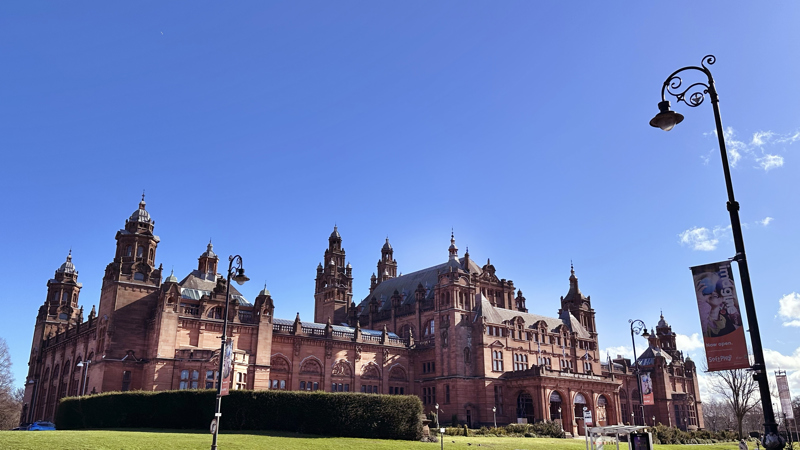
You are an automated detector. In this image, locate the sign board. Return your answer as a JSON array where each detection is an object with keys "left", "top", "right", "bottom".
[
  {"left": 210, "top": 418, "right": 217, "bottom": 435},
  {"left": 584, "top": 410, "right": 593, "bottom": 426},
  {"left": 690, "top": 261, "right": 750, "bottom": 371}
]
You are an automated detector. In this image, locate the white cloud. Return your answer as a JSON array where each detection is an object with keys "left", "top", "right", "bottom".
[
  {"left": 678, "top": 225, "right": 730, "bottom": 251},
  {"left": 675, "top": 333, "right": 703, "bottom": 352},
  {"left": 602, "top": 345, "right": 632, "bottom": 361},
  {"left": 760, "top": 217, "right": 773, "bottom": 226},
  {"left": 757, "top": 154, "right": 784, "bottom": 171},
  {"left": 778, "top": 293, "right": 800, "bottom": 327},
  {"left": 679, "top": 227, "right": 718, "bottom": 251},
  {"left": 705, "top": 127, "right": 797, "bottom": 171},
  {"left": 751, "top": 131, "right": 774, "bottom": 146}
]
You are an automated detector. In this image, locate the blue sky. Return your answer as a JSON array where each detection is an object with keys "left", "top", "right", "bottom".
[{"left": 2, "top": 2, "right": 799, "bottom": 401}]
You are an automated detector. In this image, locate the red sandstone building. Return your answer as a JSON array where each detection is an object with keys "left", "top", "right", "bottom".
[{"left": 22, "top": 199, "right": 703, "bottom": 434}]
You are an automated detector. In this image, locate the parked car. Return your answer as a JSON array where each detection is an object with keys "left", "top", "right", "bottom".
[{"left": 27, "top": 421, "right": 56, "bottom": 431}]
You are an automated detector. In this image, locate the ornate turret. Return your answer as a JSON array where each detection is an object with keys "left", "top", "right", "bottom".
[
  {"left": 107, "top": 195, "right": 162, "bottom": 285},
  {"left": 559, "top": 263, "right": 596, "bottom": 335},
  {"left": 448, "top": 231, "right": 458, "bottom": 261},
  {"left": 198, "top": 241, "right": 219, "bottom": 275},
  {"left": 377, "top": 237, "right": 397, "bottom": 283},
  {"left": 43, "top": 251, "right": 83, "bottom": 325}
]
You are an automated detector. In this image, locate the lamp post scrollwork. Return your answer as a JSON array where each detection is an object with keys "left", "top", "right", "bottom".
[{"left": 650, "top": 55, "right": 783, "bottom": 449}]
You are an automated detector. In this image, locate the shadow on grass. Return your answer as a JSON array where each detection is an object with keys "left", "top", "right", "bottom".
[{"left": 88, "top": 428, "right": 342, "bottom": 439}]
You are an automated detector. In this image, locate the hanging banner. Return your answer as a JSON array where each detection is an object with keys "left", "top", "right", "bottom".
[
  {"left": 690, "top": 261, "right": 750, "bottom": 371},
  {"left": 220, "top": 338, "right": 234, "bottom": 396},
  {"left": 640, "top": 373, "right": 654, "bottom": 405},
  {"left": 776, "top": 371, "right": 794, "bottom": 420}
]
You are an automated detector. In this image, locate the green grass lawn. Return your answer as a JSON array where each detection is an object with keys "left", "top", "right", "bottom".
[{"left": 0, "top": 429, "right": 745, "bottom": 450}]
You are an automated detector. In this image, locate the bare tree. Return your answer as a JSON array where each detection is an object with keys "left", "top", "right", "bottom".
[
  {"left": 703, "top": 398, "right": 735, "bottom": 432},
  {"left": 707, "top": 367, "right": 760, "bottom": 439},
  {"left": 0, "top": 338, "right": 22, "bottom": 429}
]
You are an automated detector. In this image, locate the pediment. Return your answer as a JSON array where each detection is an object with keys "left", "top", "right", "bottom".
[{"left": 488, "top": 340, "right": 505, "bottom": 348}]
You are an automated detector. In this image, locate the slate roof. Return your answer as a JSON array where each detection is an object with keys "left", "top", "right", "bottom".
[
  {"left": 178, "top": 270, "right": 251, "bottom": 306},
  {"left": 357, "top": 257, "right": 482, "bottom": 314},
  {"left": 474, "top": 294, "right": 591, "bottom": 339},
  {"left": 636, "top": 346, "right": 673, "bottom": 366}
]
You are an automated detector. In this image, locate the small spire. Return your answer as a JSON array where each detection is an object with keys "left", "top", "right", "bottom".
[{"left": 67, "top": 248, "right": 72, "bottom": 261}]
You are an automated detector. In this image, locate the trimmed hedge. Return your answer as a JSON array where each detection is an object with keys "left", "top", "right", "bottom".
[{"left": 56, "top": 389, "right": 422, "bottom": 440}]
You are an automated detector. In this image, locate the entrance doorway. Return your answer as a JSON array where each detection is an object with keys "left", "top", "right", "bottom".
[
  {"left": 517, "top": 392, "right": 535, "bottom": 423},
  {"left": 574, "top": 393, "right": 587, "bottom": 436},
  {"left": 549, "top": 391, "right": 563, "bottom": 430}
]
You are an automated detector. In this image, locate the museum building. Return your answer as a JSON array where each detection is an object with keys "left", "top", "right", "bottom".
[{"left": 21, "top": 199, "right": 703, "bottom": 434}]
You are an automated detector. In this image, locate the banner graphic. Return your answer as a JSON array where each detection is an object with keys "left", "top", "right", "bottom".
[
  {"left": 776, "top": 371, "right": 794, "bottom": 420},
  {"left": 640, "top": 373, "right": 654, "bottom": 405},
  {"left": 690, "top": 261, "right": 750, "bottom": 371},
  {"left": 221, "top": 338, "right": 233, "bottom": 396}
]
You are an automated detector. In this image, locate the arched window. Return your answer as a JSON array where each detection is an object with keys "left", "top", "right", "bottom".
[
  {"left": 208, "top": 307, "right": 222, "bottom": 319},
  {"left": 137, "top": 246, "right": 144, "bottom": 259},
  {"left": 126, "top": 246, "right": 132, "bottom": 257}
]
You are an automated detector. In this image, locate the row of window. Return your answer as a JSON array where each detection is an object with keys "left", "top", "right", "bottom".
[
  {"left": 422, "top": 361, "right": 436, "bottom": 374},
  {"left": 486, "top": 326, "right": 596, "bottom": 350}
]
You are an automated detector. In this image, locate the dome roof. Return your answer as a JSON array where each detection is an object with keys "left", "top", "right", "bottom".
[
  {"left": 382, "top": 238, "right": 392, "bottom": 251},
  {"left": 200, "top": 242, "right": 217, "bottom": 259},
  {"left": 56, "top": 251, "right": 76, "bottom": 274},
  {"left": 657, "top": 312, "right": 669, "bottom": 328},
  {"left": 129, "top": 196, "right": 152, "bottom": 223},
  {"left": 330, "top": 226, "right": 341, "bottom": 240},
  {"left": 164, "top": 269, "right": 178, "bottom": 283},
  {"left": 259, "top": 284, "right": 271, "bottom": 296}
]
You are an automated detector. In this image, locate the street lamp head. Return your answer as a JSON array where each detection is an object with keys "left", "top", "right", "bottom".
[
  {"left": 641, "top": 328, "right": 650, "bottom": 339},
  {"left": 492, "top": 406, "right": 496, "bottom": 412},
  {"left": 435, "top": 403, "right": 439, "bottom": 409},
  {"left": 649, "top": 101, "right": 684, "bottom": 131},
  {"left": 233, "top": 268, "right": 250, "bottom": 286}
]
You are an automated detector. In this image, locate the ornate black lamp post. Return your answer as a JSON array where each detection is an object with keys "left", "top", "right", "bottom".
[
  {"left": 210, "top": 255, "right": 249, "bottom": 450},
  {"left": 650, "top": 55, "right": 782, "bottom": 449},
  {"left": 629, "top": 319, "right": 649, "bottom": 426}
]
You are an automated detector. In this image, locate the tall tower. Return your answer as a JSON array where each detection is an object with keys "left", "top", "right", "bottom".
[
  {"left": 314, "top": 226, "right": 353, "bottom": 324},
  {"left": 96, "top": 196, "right": 162, "bottom": 366},
  {"left": 376, "top": 238, "right": 397, "bottom": 283},
  {"left": 559, "top": 264, "right": 597, "bottom": 336}
]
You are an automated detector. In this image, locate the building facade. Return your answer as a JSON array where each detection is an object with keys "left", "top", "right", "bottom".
[
  {"left": 22, "top": 199, "right": 701, "bottom": 434},
  {"left": 607, "top": 315, "right": 705, "bottom": 431}
]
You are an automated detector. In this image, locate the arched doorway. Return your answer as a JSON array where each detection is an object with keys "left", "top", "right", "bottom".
[
  {"left": 517, "top": 392, "right": 535, "bottom": 423},
  {"left": 549, "top": 391, "right": 563, "bottom": 430},
  {"left": 574, "top": 392, "right": 588, "bottom": 436},
  {"left": 596, "top": 395, "right": 609, "bottom": 426}
]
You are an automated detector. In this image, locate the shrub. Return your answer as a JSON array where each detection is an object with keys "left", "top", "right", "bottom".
[
  {"left": 463, "top": 424, "right": 469, "bottom": 436},
  {"left": 56, "top": 390, "right": 422, "bottom": 440}
]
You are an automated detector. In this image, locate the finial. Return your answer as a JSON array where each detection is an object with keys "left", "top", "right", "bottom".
[
  {"left": 142, "top": 189, "right": 145, "bottom": 202},
  {"left": 67, "top": 248, "right": 72, "bottom": 261}
]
